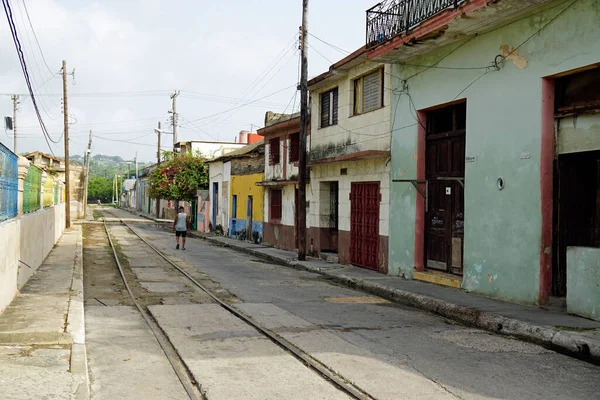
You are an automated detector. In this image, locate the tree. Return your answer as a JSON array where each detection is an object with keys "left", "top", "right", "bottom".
[
  {"left": 87, "top": 177, "right": 115, "bottom": 203},
  {"left": 148, "top": 154, "right": 208, "bottom": 201}
]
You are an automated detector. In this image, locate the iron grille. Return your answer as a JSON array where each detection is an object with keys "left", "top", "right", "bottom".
[
  {"left": 23, "top": 165, "right": 42, "bottom": 214},
  {"left": 329, "top": 182, "right": 338, "bottom": 230},
  {"left": 366, "top": 0, "right": 465, "bottom": 49},
  {"left": 0, "top": 142, "right": 18, "bottom": 221}
]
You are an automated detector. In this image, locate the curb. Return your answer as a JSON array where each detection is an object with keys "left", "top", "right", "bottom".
[
  {"left": 199, "top": 234, "right": 600, "bottom": 365},
  {"left": 65, "top": 226, "right": 90, "bottom": 400}
]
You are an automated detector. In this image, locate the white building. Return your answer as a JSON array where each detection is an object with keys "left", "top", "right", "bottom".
[{"left": 307, "top": 47, "right": 392, "bottom": 273}]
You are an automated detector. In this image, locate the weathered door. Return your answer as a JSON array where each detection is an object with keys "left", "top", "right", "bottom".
[
  {"left": 350, "top": 182, "right": 380, "bottom": 270},
  {"left": 425, "top": 103, "right": 466, "bottom": 275},
  {"left": 211, "top": 183, "right": 218, "bottom": 230},
  {"left": 191, "top": 200, "right": 198, "bottom": 231},
  {"left": 247, "top": 196, "right": 253, "bottom": 241}
]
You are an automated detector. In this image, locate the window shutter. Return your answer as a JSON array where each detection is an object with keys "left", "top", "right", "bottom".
[
  {"left": 289, "top": 133, "right": 299, "bottom": 163},
  {"left": 269, "top": 137, "right": 280, "bottom": 165},
  {"left": 332, "top": 88, "right": 338, "bottom": 125},
  {"left": 320, "top": 91, "right": 330, "bottom": 128},
  {"left": 363, "top": 70, "right": 381, "bottom": 112}
]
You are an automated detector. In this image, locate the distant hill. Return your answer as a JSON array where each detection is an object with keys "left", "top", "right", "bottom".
[{"left": 87, "top": 154, "right": 152, "bottom": 178}]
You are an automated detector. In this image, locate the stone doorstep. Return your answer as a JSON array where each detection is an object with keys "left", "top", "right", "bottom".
[
  {"left": 413, "top": 270, "right": 462, "bottom": 289},
  {"left": 198, "top": 233, "right": 600, "bottom": 365}
]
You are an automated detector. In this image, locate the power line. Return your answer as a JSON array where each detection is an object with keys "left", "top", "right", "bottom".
[
  {"left": 21, "top": 0, "right": 53, "bottom": 75},
  {"left": 182, "top": 84, "right": 297, "bottom": 125},
  {"left": 307, "top": 32, "right": 349, "bottom": 54},
  {"left": 2, "top": 0, "right": 59, "bottom": 154}
]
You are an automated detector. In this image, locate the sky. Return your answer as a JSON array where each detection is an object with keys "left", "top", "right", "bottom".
[{"left": 0, "top": 0, "right": 376, "bottom": 162}]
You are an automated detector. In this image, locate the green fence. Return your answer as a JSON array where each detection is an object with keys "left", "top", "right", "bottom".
[
  {"left": 43, "top": 175, "right": 54, "bottom": 207},
  {"left": 23, "top": 165, "right": 42, "bottom": 213}
]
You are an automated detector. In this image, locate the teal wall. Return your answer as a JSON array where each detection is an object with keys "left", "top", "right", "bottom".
[
  {"left": 567, "top": 247, "right": 600, "bottom": 321},
  {"left": 388, "top": 0, "right": 600, "bottom": 304}
]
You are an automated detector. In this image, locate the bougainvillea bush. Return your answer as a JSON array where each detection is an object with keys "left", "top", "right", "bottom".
[{"left": 148, "top": 154, "right": 208, "bottom": 201}]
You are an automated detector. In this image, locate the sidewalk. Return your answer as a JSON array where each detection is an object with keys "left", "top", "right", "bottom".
[
  {"left": 0, "top": 226, "right": 88, "bottom": 399},
  {"left": 195, "top": 231, "right": 600, "bottom": 364}
]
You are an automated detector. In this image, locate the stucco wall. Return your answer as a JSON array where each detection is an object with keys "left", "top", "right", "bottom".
[
  {"left": 567, "top": 246, "right": 600, "bottom": 321},
  {"left": 309, "top": 158, "right": 390, "bottom": 236},
  {"left": 0, "top": 219, "right": 19, "bottom": 313},
  {"left": 230, "top": 173, "right": 265, "bottom": 223},
  {"left": 309, "top": 62, "right": 392, "bottom": 161},
  {"left": 0, "top": 203, "right": 65, "bottom": 313},
  {"left": 265, "top": 137, "right": 298, "bottom": 181},
  {"left": 388, "top": 0, "right": 600, "bottom": 303}
]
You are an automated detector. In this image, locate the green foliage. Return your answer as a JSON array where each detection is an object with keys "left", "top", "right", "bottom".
[
  {"left": 88, "top": 176, "right": 120, "bottom": 203},
  {"left": 148, "top": 154, "right": 208, "bottom": 201}
]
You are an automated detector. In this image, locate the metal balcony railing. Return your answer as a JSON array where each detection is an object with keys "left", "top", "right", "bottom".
[{"left": 366, "top": 0, "right": 466, "bottom": 49}]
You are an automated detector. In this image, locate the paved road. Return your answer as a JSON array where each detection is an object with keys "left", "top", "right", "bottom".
[{"left": 92, "top": 208, "right": 600, "bottom": 399}]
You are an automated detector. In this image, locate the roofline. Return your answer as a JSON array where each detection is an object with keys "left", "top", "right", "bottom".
[{"left": 307, "top": 46, "right": 367, "bottom": 88}]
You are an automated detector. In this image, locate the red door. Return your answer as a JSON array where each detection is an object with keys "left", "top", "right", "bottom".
[{"left": 350, "top": 182, "right": 380, "bottom": 270}]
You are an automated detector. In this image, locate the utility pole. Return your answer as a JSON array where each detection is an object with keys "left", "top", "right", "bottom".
[
  {"left": 62, "top": 60, "right": 71, "bottom": 228},
  {"left": 297, "top": 0, "right": 309, "bottom": 261},
  {"left": 135, "top": 152, "right": 138, "bottom": 180},
  {"left": 83, "top": 130, "right": 92, "bottom": 217},
  {"left": 11, "top": 95, "right": 19, "bottom": 154},
  {"left": 155, "top": 121, "right": 161, "bottom": 218},
  {"left": 170, "top": 91, "right": 180, "bottom": 149}
]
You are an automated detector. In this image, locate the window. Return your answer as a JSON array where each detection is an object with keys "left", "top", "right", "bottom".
[
  {"left": 289, "top": 133, "right": 299, "bottom": 163},
  {"left": 270, "top": 189, "right": 282, "bottom": 222},
  {"left": 320, "top": 88, "right": 338, "bottom": 128},
  {"left": 555, "top": 68, "right": 600, "bottom": 115},
  {"left": 269, "top": 137, "right": 280, "bottom": 165},
  {"left": 353, "top": 69, "right": 384, "bottom": 115}
]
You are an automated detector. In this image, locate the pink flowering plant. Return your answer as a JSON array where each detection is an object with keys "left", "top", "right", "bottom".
[{"left": 148, "top": 154, "right": 208, "bottom": 201}]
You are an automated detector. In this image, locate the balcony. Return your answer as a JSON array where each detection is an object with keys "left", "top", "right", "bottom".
[
  {"left": 366, "top": 0, "right": 554, "bottom": 62},
  {"left": 366, "top": 0, "right": 466, "bottom": 49}
]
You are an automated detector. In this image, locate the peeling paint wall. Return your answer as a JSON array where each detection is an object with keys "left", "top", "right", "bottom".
[
  {"left": 309, "top": 158, "right": 390, "bottom": 236},
  {"left": 309, "top": 62, "right": 392, "bottom": 161},
  {"left": 388, "top": 0, "right": 600, "bottom": 304}
]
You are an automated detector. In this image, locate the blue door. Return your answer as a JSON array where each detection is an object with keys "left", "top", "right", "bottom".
[
  {"left": 231, "top": 195, "right": 237, "bottom": 236},
  {"left": 212, "top": 183, "right": 218, "bottom": 230}
]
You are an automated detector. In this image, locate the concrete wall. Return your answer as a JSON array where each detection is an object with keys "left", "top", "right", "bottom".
[
  {"left": 309, "top": 62, "right": 391, "bottom": 161},
  {"left": 567, "top": 247, "right": 600, "bottom": 321},
  {"left": 229, "top": 173, "right": 265, "bottom": 242},
  {"left": 265, "top": 135, "right": 299, "bottom": 181},
  {"left": 208, "top": 160, "right": 231, "bottom": 232},
  {"left": 190, "top": 142, "right": 246, "bottom": 159},
  {"left": 388, "top": 0, "right": 600, "bottom": 303},
  {"left": 0, "top": 219, "right": 19, "bottom": 313},
  {"left": 263, "top": 184, "right": 306, "bottom": 251},
  {"left": 0, "top": 203, "right": 65, "bottom": 313},
  {"left": 309, "top": 158, "right": 390, "bottom": 272}
]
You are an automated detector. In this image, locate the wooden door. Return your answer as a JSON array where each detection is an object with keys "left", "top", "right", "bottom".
[
  {"left": 350, "top": 182, "right": 380, "bottom": 270},
  {"left": 425, "top": 103, "right": 466, "bottom": 275}
]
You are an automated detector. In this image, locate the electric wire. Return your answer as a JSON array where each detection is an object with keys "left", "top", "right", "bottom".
[
  {"left": 307, "top": 32, "right": 349, "bottom": 54},
  {"left": 2, "top": 0, "right": 59, "bottom": 155}
]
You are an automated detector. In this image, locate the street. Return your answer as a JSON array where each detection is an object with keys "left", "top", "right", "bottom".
[{"left": 83, "top": 208, "right": 600, "bottom": 400}]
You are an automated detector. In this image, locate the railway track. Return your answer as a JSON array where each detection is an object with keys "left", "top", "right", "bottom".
[{"left": 100, "top": 210, "right": 376, "bottom": 400}]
